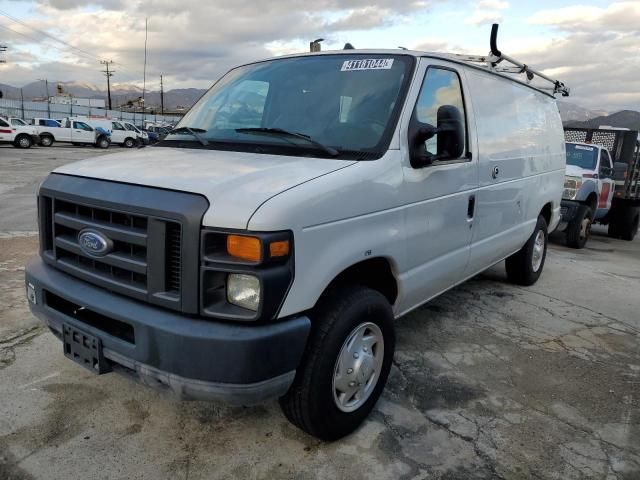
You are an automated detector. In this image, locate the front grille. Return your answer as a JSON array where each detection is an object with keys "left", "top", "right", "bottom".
[
  {"left": 165, "top": 222, "right": 182, "bottom": 293},
  {"left": 54, "top": 199, "right": 149, "bottom": 291},
  {"left": 40, "top": 195, "right": 183, "bottom": 308}
]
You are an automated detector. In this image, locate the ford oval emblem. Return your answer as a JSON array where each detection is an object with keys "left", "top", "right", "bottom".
[{"left": 78, "top": 229, "right": 112, "bottom": 257}]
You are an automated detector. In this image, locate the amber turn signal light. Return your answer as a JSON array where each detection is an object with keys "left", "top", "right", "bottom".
[
  {"left": 269, "top": 240, "right": 290, "bottom": 258},
  {"left": 227, "top": 235, "right": 262, "bottom": 262}
]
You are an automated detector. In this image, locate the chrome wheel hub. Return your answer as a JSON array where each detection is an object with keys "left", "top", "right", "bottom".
[
  {"left": 333, "top": 322, "right": 384, "bottom": 412},
  {"left": 580, "top": 217, "right": 592, "bottom": 240},
  {"left": 532, "top": 230, "right": 545, "bottom": 272}
]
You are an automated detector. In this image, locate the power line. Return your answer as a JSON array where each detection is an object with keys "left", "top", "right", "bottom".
[
  {"left": 0, "top": 44, "right": 6, "bottom": 63},
  {"left": 0, "top": 10, "right": 138, "bottom": 73},
  {"left": 100, "top": 60, "right": 115, "bottom": 110}
]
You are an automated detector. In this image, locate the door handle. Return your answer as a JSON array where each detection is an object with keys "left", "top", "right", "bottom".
[
  {"left": 467, "top": 195, "right": 476, "bottom": 219},
  {"left": 491, "top": 166, "right": 500, "bottom": 179}
]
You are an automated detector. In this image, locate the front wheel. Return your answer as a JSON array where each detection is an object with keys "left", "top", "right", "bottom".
[
  {"left": 279, "top": 286, "right": 395, "bottom": 440},
  {"left": 505, "top": 215, "right": 548, "bottom": 286},
  {"left": 566, "top": 205, "right": 592, "bottom": 249},
  {"left": 124, "top": 138, "right": 135, "bottom": 148},
  {"left": 97, "top": 136, "right": 110, "bottom": 149}
]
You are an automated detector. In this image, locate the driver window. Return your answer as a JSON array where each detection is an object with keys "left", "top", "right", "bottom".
[
  {"left": 112, "top": 122, "right": 125, "bottom": 131},
  {"left": 600, "top": 149, "right": 612, "bottom": 171},
  {"left": 414, "top": 68, "right": 467, "bottom": 157}
]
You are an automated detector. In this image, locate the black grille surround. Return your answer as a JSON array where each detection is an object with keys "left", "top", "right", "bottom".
[{"left": 39, "top": 174, "right": 209, "bottom": 314}]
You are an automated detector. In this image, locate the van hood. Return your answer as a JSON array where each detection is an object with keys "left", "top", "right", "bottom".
[{"left": 54, "top": 147, "right": 356, "bottom": 229}]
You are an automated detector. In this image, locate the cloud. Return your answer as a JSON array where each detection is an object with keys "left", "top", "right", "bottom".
[
  {"left": 529, "top": 2, "right": 640, "bottom": 32},
  {"left": 465, "top": 0, "right": 509, "bottom": 26},
  {"left": 0, "top": 0, "right": 438, "bottom": 90},
  {"left": 516, "top": 2, "right": 640, "bottom": 111}
]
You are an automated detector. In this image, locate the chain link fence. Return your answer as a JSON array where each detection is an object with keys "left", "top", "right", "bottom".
[{"left": 0, "top": 98, "right": 183, "bottom": 125}]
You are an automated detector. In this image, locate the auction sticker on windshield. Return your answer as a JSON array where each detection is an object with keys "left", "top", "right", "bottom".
[{"left": 341, "top": 59, "right": 394, "bottom": 71}]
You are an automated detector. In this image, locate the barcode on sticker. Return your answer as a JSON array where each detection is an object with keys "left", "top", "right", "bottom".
[{"left": 341, "top": 59, "right": 394, "bottom": 71}]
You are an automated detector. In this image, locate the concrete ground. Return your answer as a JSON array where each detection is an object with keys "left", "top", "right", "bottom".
[{"left": 0, "top": 145, "right": 638, "bottom": 479}]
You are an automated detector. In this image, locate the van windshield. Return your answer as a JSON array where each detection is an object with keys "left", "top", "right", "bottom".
[
  {"left": 566, "top": 143, "right": 597, "bottom": 170},
  {"left": 160, "top": 54, "right": 414, "bottom": 159}
]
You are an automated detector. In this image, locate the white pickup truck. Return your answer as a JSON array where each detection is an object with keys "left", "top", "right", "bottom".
[
  {"left": 0, "top": 116, "right": 40, "bottom": 148},
  {"left": 32, "top": 117, "right": 111, "bottom": 148},
  {"left": 25, "top": 26, "right": 568, "bottom": 440}
]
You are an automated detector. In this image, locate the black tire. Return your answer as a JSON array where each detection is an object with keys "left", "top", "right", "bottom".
[
  {"left": 279, "top": 286, "right": 395, "bottom": 441},
  {"left": 618, "top": 207, "right": 639, "bottom": 241},
  {"left": 97, "top": 136, "right": 110, "bottom": 149},
  {"left": 566, "top": 205, "right": 593, "bottom": 249},
  {"left": 14, "top": 134, "right": 32, "bottom": 149},
  {"left": 124, "top": 138, "right": 135, "bottom": 148},
  {"left": 505, "top": 215, "right": 548, "bottom": 286},
  {"left": 40, "top": 135, "right": 54, "bottom": 147}
]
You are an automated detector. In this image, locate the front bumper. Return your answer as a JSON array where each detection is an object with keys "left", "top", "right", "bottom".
[
  {"left": 25, "top": 257, "right": 310, "bottom": 404},
  {"left": 560, "top": 200, "right": 580, "bottom": 223}
]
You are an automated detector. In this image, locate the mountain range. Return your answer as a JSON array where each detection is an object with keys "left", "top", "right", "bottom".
[
  {"left": 0, "top": 80, "right": 206, "bottom": 110},
  {"left": 1, "top": 81, "right": 639, "bottom": 130}
]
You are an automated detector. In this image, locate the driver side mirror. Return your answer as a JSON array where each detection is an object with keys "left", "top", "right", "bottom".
[
  {"left": 599, "top": 166, "right": 613, "bottom": 178},
  {"left": 410, "top": 105, "right": 465, "bottom": 168}
]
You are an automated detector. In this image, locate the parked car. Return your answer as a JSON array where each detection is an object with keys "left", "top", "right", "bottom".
[
  {"left": 32, "top": 117, "right": 110, "bottom": 148},
  {"left": 558, "top": 128, "right": 640, "bottom": 246},
  {"left": 25, "top": 26, "right": 567, "bottom": 440},
  {"left": 0, "top": 116, "right": 40, "bottom": 148}
]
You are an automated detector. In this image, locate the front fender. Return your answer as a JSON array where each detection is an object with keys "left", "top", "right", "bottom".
[{"left": 575, "top": 180, "right": 598, "bottom": 203}]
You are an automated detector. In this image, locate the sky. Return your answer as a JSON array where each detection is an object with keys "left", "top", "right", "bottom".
[{"left": 0, "top": 0, "right": 638, "bottom": 111}]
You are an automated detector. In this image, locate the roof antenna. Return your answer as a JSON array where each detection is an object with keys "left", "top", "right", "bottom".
[{"left": 343, "top": 43, "right": 355, "bottom": 50}]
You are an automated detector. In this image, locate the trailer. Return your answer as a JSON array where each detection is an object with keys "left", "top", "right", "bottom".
[{"left": 561, "top": 127, "right": 640, "bottom": 244}]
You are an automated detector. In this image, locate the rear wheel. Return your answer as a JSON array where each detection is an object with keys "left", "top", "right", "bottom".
[
  {"left": 566, "top": 205, "right": 592, "bottom": 249},
  {"left": 40, "top": 135, "right": 54, "bottom": 147},
  {"left": 619, "top": 207, "right": 639, "bottom": 241},
  {"left": 14, "top": 134, "right": 32, "bottom": 149},
  {"left": 506, "top": 215, "right": 548, "bottom": 286},
  {"left": 279, "top": 286, "right": 395, "bottom": 440}
]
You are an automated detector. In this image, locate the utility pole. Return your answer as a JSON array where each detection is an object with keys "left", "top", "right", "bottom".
[
  {"left": 38, "top": 78, "right": 50, "bottom": 117},
  {"left": 100, "top": 60, "right": 115, "bottom": 110},
  {"left": 142, "top": 18, "right": 148, "bottom": 106},
  {"left": 160, "top": 74, "right": 164, "bottom": 115}
]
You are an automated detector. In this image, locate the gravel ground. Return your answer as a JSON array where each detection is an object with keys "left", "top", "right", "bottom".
[{"left": 0, "top": 144, "right": 638, "bottom": 479}]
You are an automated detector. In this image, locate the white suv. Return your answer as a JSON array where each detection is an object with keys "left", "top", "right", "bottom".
[{"left": 0, "top": 117, "right": 40, "bottom": 148}]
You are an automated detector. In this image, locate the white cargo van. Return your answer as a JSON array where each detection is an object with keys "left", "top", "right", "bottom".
[{"left": 26, "top": 25, "right": 567, "bottom": 440}]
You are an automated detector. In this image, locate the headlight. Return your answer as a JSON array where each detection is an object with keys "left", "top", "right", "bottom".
[
  {"left": 563, "top": 176, "right": 582, "bottom": 200},
  {"left": 227, "top": 273, "right": 261, "bottom": 311}
]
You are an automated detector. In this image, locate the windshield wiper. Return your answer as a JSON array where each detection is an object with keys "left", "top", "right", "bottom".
[
  {"left": 235, "top": 127, "right": 339, "bottom": 157},
  {"left": 169, "top": 126, "right": 209, "bottom": 146}
]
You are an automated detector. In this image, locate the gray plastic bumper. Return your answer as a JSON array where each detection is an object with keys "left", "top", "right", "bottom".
[{"left": 25, "top": 257, "right": 310, "bottom": 404}]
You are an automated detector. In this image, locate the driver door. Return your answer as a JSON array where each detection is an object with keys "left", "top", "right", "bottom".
[
  {"left": 398, "top": 59, "right": 478, "bottom": 312},
  {"left": 72, "top": 121, "right": 94, "bottom": 142},
  {"left": 596, "top": 149, "right": 615, "bottom": 218}
]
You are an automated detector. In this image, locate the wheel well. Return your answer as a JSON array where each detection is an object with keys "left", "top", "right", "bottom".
[
  {"left": 585, "top": 193, "right": 598, "bottom": 212},
  {"left": 322, "top": 258, "right": 398, "bottom": 306},
  {"left": 540, "top": 202, "right": 552, "bottom": 226}
]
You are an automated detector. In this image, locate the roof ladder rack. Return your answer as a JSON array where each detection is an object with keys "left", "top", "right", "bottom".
[{"left": 453, "top": 24, "right": 570, "bottom": 97}]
